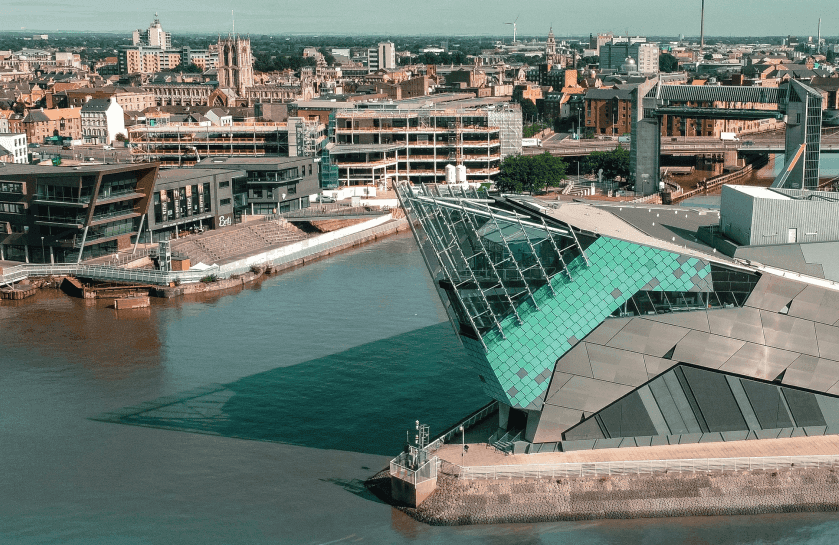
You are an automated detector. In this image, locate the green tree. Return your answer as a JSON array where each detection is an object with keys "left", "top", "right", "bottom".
[
  {"left": 659, "top": 53, "right": 679, "bottom": 73},
  {"left": 703, "top": 53, "right": 714, "bottom": 61},
  {"left": 581, "top": 146, "right": 630, "bottom": 179},
  {"left": 518, "top": 98, "right": 538, "bottom": 123},
  {"left": 496, "top": 152, "right": 567, "bottom": 194},
  {"left": 172, "top": 62, "right": 203, "bottom": 73}
]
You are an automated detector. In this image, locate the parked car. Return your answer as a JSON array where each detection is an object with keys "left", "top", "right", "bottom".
[
  {"left": 103, "top": 145, "right": 114, "bottom": 150},
  {"left": 319, "top": 195, "right": 336, "bottom": 203},
  {"left": 28, "top": 143, "right": 40, "bottom": 148},
  {"left": 61, "top": 145, "right": 72, "bottom": 150}
]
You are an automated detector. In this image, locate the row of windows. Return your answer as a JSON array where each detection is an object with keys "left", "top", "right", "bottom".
[
  {"left": 153, "top": 183, "right": 212, "bottom": 224},
  {"left": 0, "top": 181, "right": 24, "bottom": 194},
  {"left": 0, "top": 201, "right": 25, "bottom": 214}
]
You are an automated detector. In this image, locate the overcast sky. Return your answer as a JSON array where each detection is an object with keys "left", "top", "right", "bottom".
[{"left": 3, "top": 0, "right": 836, "bottom": 38}]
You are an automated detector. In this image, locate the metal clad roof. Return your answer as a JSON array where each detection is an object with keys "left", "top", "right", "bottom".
[{"left": 647, "top": 84, "right": 784, "bottom": 104}]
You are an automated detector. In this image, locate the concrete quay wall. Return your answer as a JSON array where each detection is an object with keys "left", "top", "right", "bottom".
[{"left": 403, "top": 468, "right": 839, "bottom": 525}]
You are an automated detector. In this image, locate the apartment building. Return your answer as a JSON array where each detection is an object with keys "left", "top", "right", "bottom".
[
  {"left": 601, "top": 41, "right": 659, "bottom": 76},
  {"left": 329, "top": 103, "right": 522, "bottom": 186},
  {"left": 584, "top": 87, "right": 634, "bottom": 136},
  {"left": 0, "top": 163, "right": 158, "bottom": 263},
  {"left": 367, "top": 42, "right": 396, "bottom": 72},
  {"left": 0, "top": 133, "right": 27, "bottom": 164},
  {"left": 63, "top": 87, "right": 157, "bottom": 112},
  {"left": 81, "top": 98, "right": 127, "bottom": 145},
  {"left": 20, "top": 107, "right": 81, "bottom": 144}
]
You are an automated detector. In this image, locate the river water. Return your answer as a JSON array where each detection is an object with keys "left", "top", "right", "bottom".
[{"left": 3, "top": 232, "right": 839, "bottom": 544}]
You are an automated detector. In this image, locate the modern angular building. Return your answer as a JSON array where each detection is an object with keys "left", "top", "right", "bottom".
[{"left": 397, "top": 182, "right": 839, "bottom": 452}]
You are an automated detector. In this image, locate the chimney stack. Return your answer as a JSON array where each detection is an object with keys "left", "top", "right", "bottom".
[{"left": 700, "top": 0, "right": 705, "bottom": 57}]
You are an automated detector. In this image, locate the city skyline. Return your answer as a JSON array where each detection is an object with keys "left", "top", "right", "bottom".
[{"left": 3, "top": 0, "right": 837, "bottom": 38}]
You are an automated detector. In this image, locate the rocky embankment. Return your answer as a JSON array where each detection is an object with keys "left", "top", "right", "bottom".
[{"left": 369, "top": 465, "right": 839, "bottom": 525}]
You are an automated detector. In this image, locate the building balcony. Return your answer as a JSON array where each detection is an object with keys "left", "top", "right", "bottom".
[
  {"left": 34, "top": 214, "right": 85, "bottom": 228},
  {"left": 94, "top": 191, "right": 146, "bottom": 205},
  {"left": 33, "top": 195, "right": 92, "bottom": 207},
  {"left": 89, "top": 210, "right": 140, "bottom": 226}
]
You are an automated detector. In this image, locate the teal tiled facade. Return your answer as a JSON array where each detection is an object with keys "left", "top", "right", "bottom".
[{"left": 471, "top": 235, "right": 713, "bottom": 409}]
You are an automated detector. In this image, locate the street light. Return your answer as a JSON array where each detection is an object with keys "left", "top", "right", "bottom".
[
  {"left": 459, "top": 425, "right": 465, "bottom": 459},
  {"left": 40, "top": 236, "right": 44, "bottom": 263}
]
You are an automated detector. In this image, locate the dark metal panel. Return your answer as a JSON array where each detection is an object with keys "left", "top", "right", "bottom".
[
  {"left": 719, "top": 343, "right": 799, "bottom": 382},
  {"left": 662, "top": 370, "right": 703, "bottom": 433},
  {"left": 586, "top": 344, "right": 649, "bottom": 387},
  {"left": 721, "top": 430, "right": 750, "bottom": 442},
  {"left": 640, "top": 311, "right": 710, "bottom": 333},
  {"left": 551, "top": 376, "right": 634, "bottom": 414},
  {"left": 584, "top": 317, "right": 632, "bottom": 345},
  {"left": 648, "top": 375, "right": 690, "bottom": 435},
  {"left": 532, "top": 404, "right": 584, "bottom": 443},
  {"left": 725, "top": 375, "right": 761, "bottom": 430},
  {"left": 759, "top": 311, "right": 820, "bottom": 357},
  {"left": 672, "top": 331, "right": 746, "bottom": 370},
  {"left": 783, "top": 388, "right": 827, "bottom": 427},
  {"left": 740, "top": 378, "right": 794, "bottom": 430},
  {"left": 681, "top": 365, "right": 748, "bottom": 432},
  {"left": 789, "top": 285, "right": 839, "bottom": 325},
  {"left": 598, "top": 391, "right": 658, "bottom": 439},
  {"left": 707, "top": 307, "right": 766, "bottom": 345},
  {"left": 606, "top": 318, "right": 691, "bottom": 358},
  {"left": 637, "top": 384, "right": 671, "bottom": 436},
  {"left": 815, "top": 323, "right": 839, "bottom": 361},
  {"left": 554, "top": 343, "right": 593, "bottom": 379},
  {"left": 593, "top": 438, "right": 623, "bottom": 449},
  {"left": 561, "top": 414, "right": 605, "bottom": 441},
  {"left": 744, "top": 274, "right": 807, "bottom": 312},
  {"left": 783, "top": 354, "right": 839, "bottom": 392},
  {"left": 815, "top": 393, "right": 839, "bottom": 430}
]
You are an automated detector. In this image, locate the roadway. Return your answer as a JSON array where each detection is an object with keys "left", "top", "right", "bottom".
[{"left": 525, "top": 127, "right": 839, "bottom": 157}]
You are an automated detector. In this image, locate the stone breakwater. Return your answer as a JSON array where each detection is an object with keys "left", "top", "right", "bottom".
[{"left": 374, "top": 466, "right": 839, "bottom": 525}]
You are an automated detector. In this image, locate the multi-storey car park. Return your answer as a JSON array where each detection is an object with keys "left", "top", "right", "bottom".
[
  {"left": 128, "top": 119, "right": 325, "bottom": 167},
  {"left": 396, "top": 154, "right": 839, "bottom": 453},
  {"left": 328, "top": 103, "right": 522, "bottom": 187}
]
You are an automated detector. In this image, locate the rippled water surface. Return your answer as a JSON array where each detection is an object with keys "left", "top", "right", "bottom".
[{"left": 3, "top": 232, "right": 839, "bottom": 544}]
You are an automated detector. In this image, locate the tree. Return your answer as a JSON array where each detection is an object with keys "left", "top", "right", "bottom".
[
  {"left": 703, "top": 53, "right": 714, "bottom": 61},
  {"left": 319, "top": 47, "right": 336, "bottom": 66},
  {"left": 173, "top": 62, "right": 203, "bottom": 73},
  {"left": 518, "top": 98, "right": 538, "bottom": 123},
  {"left": 496, "top": 152, "right": 567, "bottom": 194},
  {"left": 581, "top": 146, "right": 630, "bottom": 179},
  {"left": 659, "top": 53, "right": 679, "bottom": 73}
]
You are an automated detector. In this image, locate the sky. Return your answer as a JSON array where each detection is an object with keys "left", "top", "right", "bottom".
[{"left": 3, "top": 0, "right": 837, "bottom": 38}]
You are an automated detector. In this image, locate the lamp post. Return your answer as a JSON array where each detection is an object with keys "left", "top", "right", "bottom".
[
  {"left": 459, "top": 425, "right": 465, "bottom": 459},
  {"left": 40, "top": 236, "right": 44, "bottom": 264}
]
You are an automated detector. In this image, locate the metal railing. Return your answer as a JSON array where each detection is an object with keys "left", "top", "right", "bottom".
[
  {"left": 0, "top": 261, "right": 218, "bottom": 286},
  {"left": 426, "top": 401, "right": 499, "bottom": 453},
  {"left": 390, "top": 454, "right": 439, "bottom": 486},
  {"left": 457, "top": 454, "right": 839, "bottom": 480}
]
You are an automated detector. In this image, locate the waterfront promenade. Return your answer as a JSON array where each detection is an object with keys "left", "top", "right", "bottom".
[{"left": 435, "top": 434, "right": 839, "bottom": 468}]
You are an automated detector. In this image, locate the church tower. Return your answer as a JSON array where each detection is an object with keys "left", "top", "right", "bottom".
[
  {"left": 545, "top": 28, "right": 557, "bottom": 63},
  {"left": 217, "top": 35, "right": 254, "bottom": 96}
]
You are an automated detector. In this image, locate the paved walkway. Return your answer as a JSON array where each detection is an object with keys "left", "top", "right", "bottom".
[{"left": 435, "top": 435, "right": 839, "bottom": 467}]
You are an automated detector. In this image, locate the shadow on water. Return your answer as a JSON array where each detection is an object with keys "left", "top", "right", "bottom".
[{"left": 92, "top": 322, "right": 488, "bottom": 456}]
